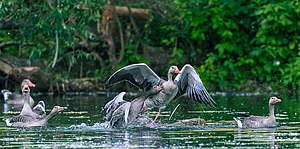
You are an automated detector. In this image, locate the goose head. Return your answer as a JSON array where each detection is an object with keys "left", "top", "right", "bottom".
[
  {"left": 21, "top": 79, "right": 36, "bottom": 89},
  {"left": 52, "top": 106, "right": 65, "bottom": 113},
  {"left": 269, "top": 97, "right": 281, "bottom": 105},
  {"left": 168, "top": 66, "right": 181, "bottom": 74}
]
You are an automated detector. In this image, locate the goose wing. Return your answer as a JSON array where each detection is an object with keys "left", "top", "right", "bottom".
[
  {"left": 105, "top": 63, "right": 161, "bottom": 91},
  {"left": 174, "top": 64, "right": 216, "bottom": 108},
  {"left": 104, "top": 92, "right": 128, "bottom": 121},
  {"left": 32, "top": 101, "right": 46, "bottom": 116},
  {"left": 4, "top": 115, "right": 35, "bottom": 126},
  {"left": 109, "top": 102, "right": 131, "bottom": 128}
]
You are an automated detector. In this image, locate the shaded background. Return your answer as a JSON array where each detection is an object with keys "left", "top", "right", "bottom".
[{"left": 0, "top": 0, "right": 299, "bottom": 93}]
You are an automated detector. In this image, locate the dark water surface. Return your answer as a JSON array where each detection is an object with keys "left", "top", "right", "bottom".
[{"left": 0, "top": 92, "right": 299, "bottom": 148}]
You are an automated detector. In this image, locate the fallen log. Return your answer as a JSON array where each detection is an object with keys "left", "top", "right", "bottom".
[
  {"left": 115, "top": 6, "right": 150, "bottom": 20},
  {"left": 103, "top": 5, "right": 150, "bottom": 21}
]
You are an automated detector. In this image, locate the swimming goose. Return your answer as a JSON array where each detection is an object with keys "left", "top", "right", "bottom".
[
  {"left": 1, "top": 79, "right": 35, "bottom": 106},
  {"left": 4, "top": 106, "right": 64, "bottom": 127},
  {"left": 234, "top": 97, "right": 281, "bottom": 128}
]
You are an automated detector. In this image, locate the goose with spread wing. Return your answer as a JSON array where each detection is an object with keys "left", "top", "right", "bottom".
[{"left": 106, "top": 63, "right": 216, "bottom": 126}]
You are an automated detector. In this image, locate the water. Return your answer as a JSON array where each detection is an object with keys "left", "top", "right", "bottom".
[{"left": 0, "top": 92, "right": 299, "bottom": 148}]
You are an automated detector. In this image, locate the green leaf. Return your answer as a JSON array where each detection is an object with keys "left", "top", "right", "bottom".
[{"left": 289, "top": 42, "right": 295, "bottom": 50}]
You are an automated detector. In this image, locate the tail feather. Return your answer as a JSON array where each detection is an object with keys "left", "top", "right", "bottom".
[
  {"left": 233, "top": 117, "right": 243, "bottom": 128},
  {"left": 4, "top": 118, "right": 13, "bottom": 126}
]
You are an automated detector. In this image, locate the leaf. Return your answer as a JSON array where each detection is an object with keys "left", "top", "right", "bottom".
[{"left": 289, "top": 42, "right": 295, "bottom": 50}]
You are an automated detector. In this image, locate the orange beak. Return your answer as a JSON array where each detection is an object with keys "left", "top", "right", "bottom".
[
  {"left": 176, "top": 69, "right": 181, "bottom": 74},
  {"left": 275, "top": 98, "right": 281, "bottom": 103},
  {"left": 28, "top": 82, "right": 36, "bottom": 87}
]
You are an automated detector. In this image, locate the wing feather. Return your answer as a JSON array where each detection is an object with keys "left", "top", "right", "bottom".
[
  {"left": 104, "top": 92, "right": 126, "bottom": 121},
  {"left": 174, "top": 64, "right": 216, "bottom": 108},
  {"left": 105, "top": 63, "right": 161, "bottom": 91}
]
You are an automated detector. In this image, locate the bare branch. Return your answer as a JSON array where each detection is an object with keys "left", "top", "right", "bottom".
[
  {"left": 93, "top": 52, "right": 106, "bottom": 68},
  {"left": 115, "top": 15, "right": 125, "bottom": 65},
  {"left": 52, "top": 31, "right": 59, "bottom": 68},
  {"left": 125, "top": 0, "right": 140, "bottom": 35},
  {"left": 0, "top": 41, "right": 34, "bottom": 49}
]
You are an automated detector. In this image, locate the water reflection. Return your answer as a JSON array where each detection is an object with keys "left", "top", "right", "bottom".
[
  {"left": 0, "top": 93, "right": 300, "bottom": 148},
  {"left": 234, "top": 128, "right": 277, "bottom": 148}
]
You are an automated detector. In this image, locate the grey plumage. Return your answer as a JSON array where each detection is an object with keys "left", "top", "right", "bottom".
[
  {"left": 106, "top": 63, "right": 216, "bottom": 110},
  {"left": 1, "top": 79, "right": 35, "bottom": 106},
  {"left": 32, "top": 101, "right": 46, "bottom": 116},
  {"left": 20, "top": 100, "right": 46, "bottom": 119},
  {"left": 4, "top": 106, "right": 64, "bottom": 127},
  {"left": 105, "top": 63, "right": 216, "bottom": 125},
  {"left": 104, "top": 86, "right": 162, "bottom": 128},
  {"left": 234, "top": 97, "right": 281, "bottom": 128}
]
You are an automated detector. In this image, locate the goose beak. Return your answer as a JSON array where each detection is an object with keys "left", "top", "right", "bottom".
[
  {"left": 176, "top": 69, "right": 181, "bottom": 74},
  {"left": 275, "top": 98, "right": 281, "bottom": 103},
  {"left": 58, "top": 106, "right": 65, "bottom": 112},
  {"left": 28, "top": 82, "right": 36, "bottom": 87}
]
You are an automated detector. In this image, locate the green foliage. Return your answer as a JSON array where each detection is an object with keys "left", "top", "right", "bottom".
[
  {"left": 284, "top": 51, "right": 300, "bottom": 91},
  {"left": 0, "top": 0, "right": 105, "bottom": 76},
  {"left": 0, "top": 0, "right": 299, "bottom": 92},
  {"left": 158, "top": 0, "right": 300, "bottom": 92}
]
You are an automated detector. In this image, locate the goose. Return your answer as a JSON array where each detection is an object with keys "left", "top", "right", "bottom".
[
  {"left": 1, "top": 79, "right": 35, "bottom": 106},
  {"left": 4, "top": 106, "right": 64, "bottom": 127},
  {"left": 106, "top": 63, "right": 216, "bottom": 127},
  {"left": 234, "top": 97, "right": 281, "bottom": 128},
  {"left": 104, "top": 85, "right": 162, "bottom": 128}
]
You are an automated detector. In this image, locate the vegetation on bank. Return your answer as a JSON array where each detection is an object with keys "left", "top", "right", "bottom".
[{"left": 0, "top": 0, "right": 299, "bottom": 92}]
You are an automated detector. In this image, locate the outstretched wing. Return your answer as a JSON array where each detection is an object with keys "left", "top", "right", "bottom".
[
  {"left": 109, "top": 102, "right": 131, "bottom": 128},
  {"left": 32, "top": 101, "right": 46, "bottom": 116},
  {"left": 104, "top": 92, "right": 127, "bottom": 121},
  {"left": 20, "top": 99, "right": 45, "bottom": 119},
  {"left": 174, "top": 64, "right": 216, "bottom": 108},
  {"left": 105, "top": 63, "right": 161, "bottom": 91}
]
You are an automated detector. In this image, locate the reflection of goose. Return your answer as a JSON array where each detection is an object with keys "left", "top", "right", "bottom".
[
  {"left": 1, "top": 79, "right": 35, "bottom": 106},
  {"left": 234, "top": 128, "right": 277, "bottom": 148},
  {"left": 234, "top": 97, "right": 281, "bottom": 128},
  {"left": 106, "top": 63, "right": 216, "bottom": 126},
  {"left": 4, "top": 106, "right": 64, "bottom": 127},
  {"left": 104, "top": 86, "right": 162, "bottom": 128}
]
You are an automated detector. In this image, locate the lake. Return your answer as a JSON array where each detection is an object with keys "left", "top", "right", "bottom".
[{"left": 0, "top": 92, "right": 299, "bottom": 148}]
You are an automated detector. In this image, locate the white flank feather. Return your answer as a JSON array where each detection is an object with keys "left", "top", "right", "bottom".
[{"left": 234, "top": 117, "right": 243, "bottom": 128}]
